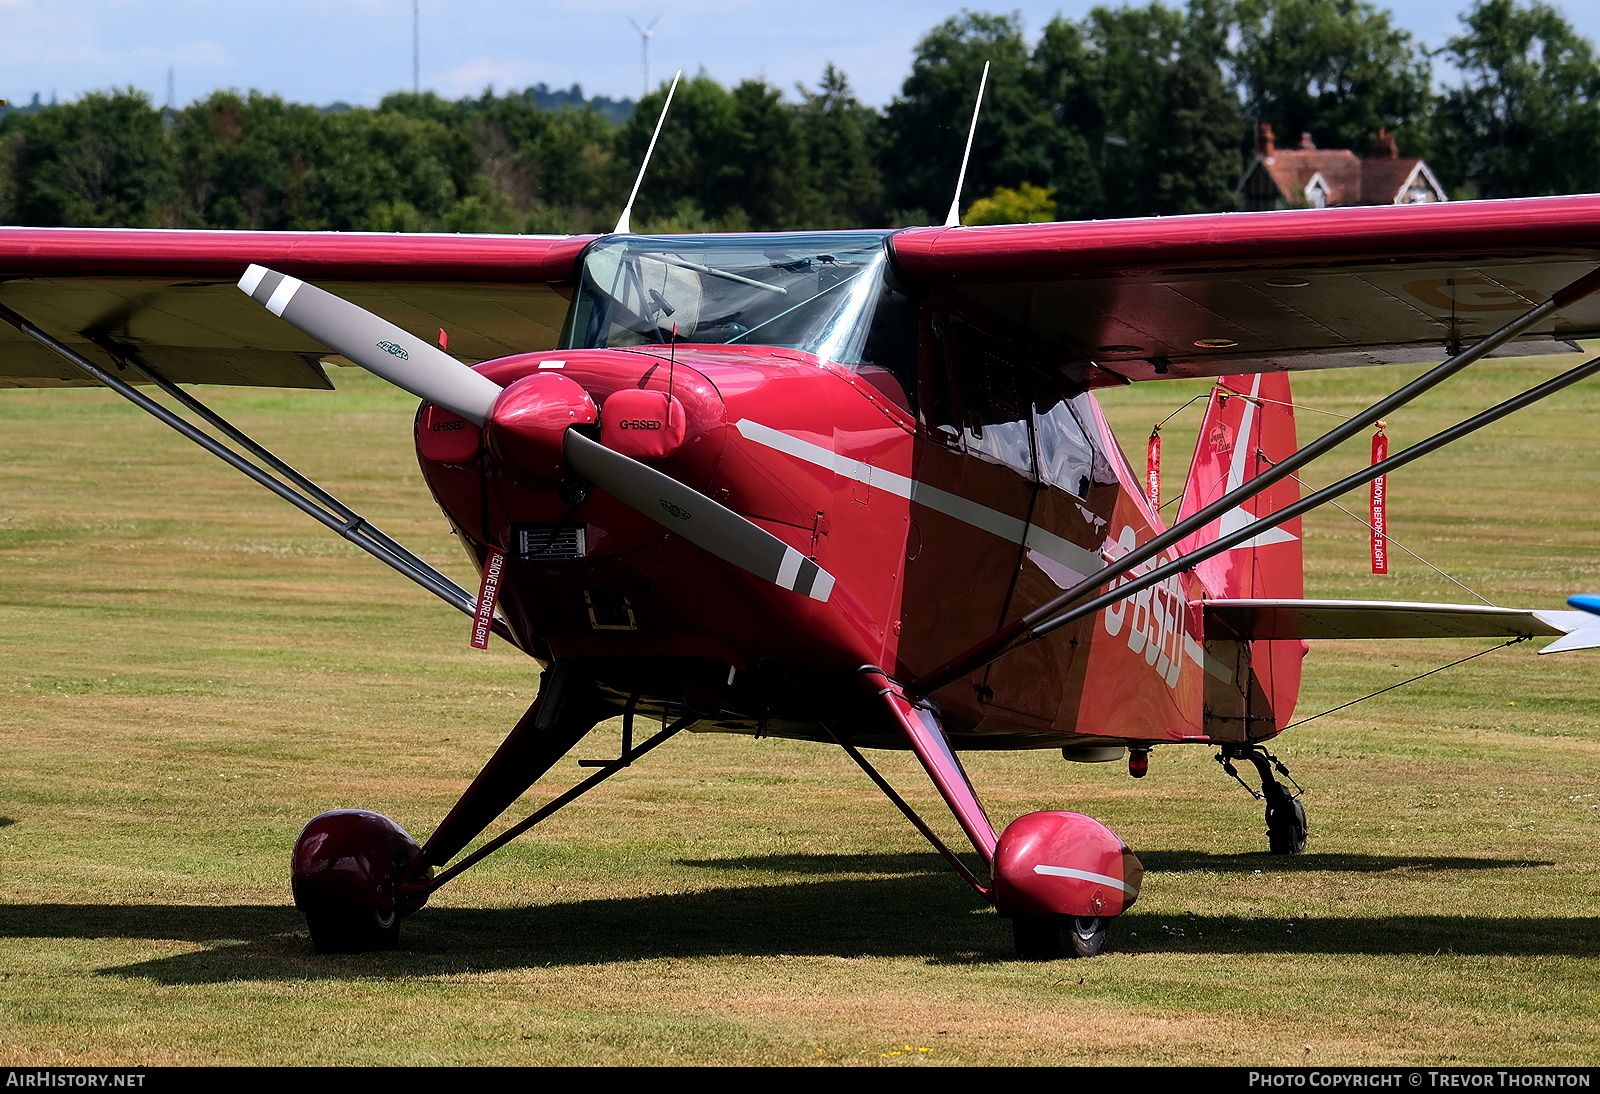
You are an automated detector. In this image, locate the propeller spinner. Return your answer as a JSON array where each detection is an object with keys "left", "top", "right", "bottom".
[{"left": 236, "top": 265, "right": 835, "bottom": 603}]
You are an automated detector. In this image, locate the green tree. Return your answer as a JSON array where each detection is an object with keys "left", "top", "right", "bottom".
[
  {"left": 793, "top": 65, "right": 885, "bottom": 227},
  {"left": 445, "top": 90, "right": 620, "bottom": 232},
  {"left": 510, "top": 103, "right": 621, "bottom": 230},
  {"left": 1435, "top": 0, "right": 1600, "bottom": 197},
  {"left": 1137, "top": 22, "right": 1245, "bottom": 214},
  {"left": 1029, "top": 16, "right": 1107, "bottom": 218},
  {"left": 5, "top": 89, "right": 179, "bottom": 227},
  {"left": 1096, "top": 3, "right": 1240, "bottom": 216},
  {"left": 176, "top": 91, "right": 325, "bottom": 229},
  {"left": 728, "top": 79, "right": 812, "bottom": 229},
  {"left": 615, "top": 74, "right": 746, "bottom": 230},
  {"left": 1234, "top": 0, "right": 1432, "bottom": 154},
  {"left": 1032, "top": 2, "right": 1241, "bottom": 218},
  {"left": 966, "top": 181, "right": 1057, "bottom": 224},
  {"left": 296, "top": 109, "right": 478, "bottom": 231},
  {"left": 881, "top": 12, "right": 1063, "bottom": 225}
]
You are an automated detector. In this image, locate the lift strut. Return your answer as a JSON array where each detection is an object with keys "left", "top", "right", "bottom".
[
  {"left": 0, "top": 301, "right": 520, "bottom": 647},
  {"left": 913, "top": 265, "right": 1600, "bottom": 694}
]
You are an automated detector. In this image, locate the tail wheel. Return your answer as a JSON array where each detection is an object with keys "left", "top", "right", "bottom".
[
  {"left": 1012, "top": 914, "right": 1108, "bottom": 960},
  {"left": 1266, "top": 792, "right": 1308, "bottom": 855}
]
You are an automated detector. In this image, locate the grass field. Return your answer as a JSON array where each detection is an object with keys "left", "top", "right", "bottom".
[{"left": 1, "top": 354, "right": 1597, "bottom": 1066}]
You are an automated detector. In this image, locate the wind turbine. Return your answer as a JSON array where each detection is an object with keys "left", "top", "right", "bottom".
[{"left": 628, "top": 14, "right": 662, "bottom": 98}]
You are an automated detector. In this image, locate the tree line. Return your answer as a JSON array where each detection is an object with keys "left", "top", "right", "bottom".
[{"left": 3, "top": 0, "right": 1597, "bottom": 233}]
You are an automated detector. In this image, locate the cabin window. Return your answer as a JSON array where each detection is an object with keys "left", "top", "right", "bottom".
[
  {"left": 926, "top": 312, "right": 1103, "bottom": 492},
  {"left": 854, "top": 275, "right": 918, "bottom": 412},
  {"left": 1033, "top": 396, "right": 1097, "bottom": 499},
  {"left": 927, "top": 317, "right": 1035, "bottom": 477}
]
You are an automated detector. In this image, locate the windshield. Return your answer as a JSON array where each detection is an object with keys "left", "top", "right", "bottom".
[{"left": 562, "top": 232, "right": 897, "bottom": 367}]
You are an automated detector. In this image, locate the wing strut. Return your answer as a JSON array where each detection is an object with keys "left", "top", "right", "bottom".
[
  {"left": 1016, "top": 349, "right": 1600, "bottom": 648},
  {"left": 913, "top": 265, "right": 1600, "bottom": 695},
  {"left": 0, "top": 301, "right": 521, "bottom": 648}
]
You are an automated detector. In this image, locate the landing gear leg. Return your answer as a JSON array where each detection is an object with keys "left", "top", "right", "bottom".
[
  {"left": 846, "top": 669, "right": 1141, "bottom": 961},
  {"left": 291, "top": 662, "right": 614, "bottom": 953},
  {"left": 1217, "top": 745, "right": 1306, "bottom": 855}
]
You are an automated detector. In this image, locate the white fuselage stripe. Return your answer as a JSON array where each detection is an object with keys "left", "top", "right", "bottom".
[
  {"left": 1031, "top": 863, "right": 1136, "bottom": 895},
  {"left": 734, "top": 418, "right": 1212, "bottom": 670},
  {"left": 734, "top": 418, "right": 1104, "bottom": 581}
]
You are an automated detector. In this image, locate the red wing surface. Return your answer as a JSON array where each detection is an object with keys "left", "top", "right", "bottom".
[{"left": 890, "top": 195, "right": 1600, "bottom": 385}]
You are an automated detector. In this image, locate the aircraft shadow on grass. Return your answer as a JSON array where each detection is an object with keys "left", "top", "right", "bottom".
[{"left": 0, "top": 851, "right": 1584, "bottom": 986}]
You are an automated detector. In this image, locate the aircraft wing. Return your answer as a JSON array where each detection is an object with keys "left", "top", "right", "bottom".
[
  {"left": 0, "top": 228, "right": 593, "bottom": 388},
  {"left": 889, "top": 194, "right": 1600, "bottom": 386},
  {"left": 1203, "top": 598, "right": 1600, "bottom": 653}
]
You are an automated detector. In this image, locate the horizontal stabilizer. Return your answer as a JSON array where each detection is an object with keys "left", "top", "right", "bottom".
[
  {"left": 1542, "top": 595, "right": 1600, "bottom": 653},
  {"left": 1204, "top": 599, "right": 1597, "bottom": 651}
]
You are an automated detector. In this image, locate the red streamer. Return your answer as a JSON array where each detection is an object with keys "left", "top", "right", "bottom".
[
  {"left": 471, "top": 547, "right": 507, "bottom": 649},
  {"left": 1370, "top": 426, "right": 1388, "bottom": 574},
  {"left": 1146, "top": 426, "right": 1162, "bottom": 510}
]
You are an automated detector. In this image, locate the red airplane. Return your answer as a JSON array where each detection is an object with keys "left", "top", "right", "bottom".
[{"left": 5, "top": 194, "right": 1600, "bottom": 959}]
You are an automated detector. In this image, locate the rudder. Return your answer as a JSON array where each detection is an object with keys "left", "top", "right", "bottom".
[{"left": 1178, "top": 373, "right": 1304, "bottom": 734}]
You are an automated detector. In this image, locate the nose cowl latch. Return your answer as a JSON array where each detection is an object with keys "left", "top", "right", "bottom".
[{"left": 600, "top": 388, "right": 688, "bottom": 461}]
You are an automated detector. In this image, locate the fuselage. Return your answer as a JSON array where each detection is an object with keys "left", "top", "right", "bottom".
[{"left": 411, "top": 231, "right": 1285, "bottom": 750}]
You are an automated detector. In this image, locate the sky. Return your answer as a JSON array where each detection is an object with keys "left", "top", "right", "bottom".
[{"left": 6, "top": 0, "right": 1600, "bottom": 112}]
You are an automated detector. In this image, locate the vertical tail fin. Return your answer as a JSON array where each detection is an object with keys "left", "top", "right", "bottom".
[{"left": 1179, "top": 373, "right": 1304, "bottom": 734}]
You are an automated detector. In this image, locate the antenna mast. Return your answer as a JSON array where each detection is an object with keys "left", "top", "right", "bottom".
[
  {"left": 412, "top": 0, "right": 420, "bottom": 94},
  {"left": 943, "top": 61, "right": 990, "bottom": 228},
  {"left": 614, "top": 69, "right": 682, "bottom": 235}
]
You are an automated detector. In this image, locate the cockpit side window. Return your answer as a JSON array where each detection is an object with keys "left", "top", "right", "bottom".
[
  {"left": 854, "top": 273, "right": 918, "bottom": 414},
  {"left": 927, "top": 315, "right": 1035, "bottom": 477},
  {"left": 1033, "top": 397, "right": 1097, "bottom": 499},
  {"left": 924, "top": 308, "right": 1101, "bottom": 492}
]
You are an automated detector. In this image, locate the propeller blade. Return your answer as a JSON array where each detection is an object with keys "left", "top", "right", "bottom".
[
  {"left": 565, "top": 430, "right": 835, "bottom": 603},
  {"left": 239, "top": 267, "right": 835, "bottom": 603},
  {"left": 237, "top": 264, "right": 502, "bottom": 424}
]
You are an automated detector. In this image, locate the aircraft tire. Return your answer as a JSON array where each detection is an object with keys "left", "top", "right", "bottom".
[
  {"left": 1011, "top": 914, "right": 1107, "bottom": 960},
  {"left": 1265, "top": 793, "right": 1308, "bottom": 855},
  {"left": 304, "top": 901, "right": 402, "bottom": 954}
]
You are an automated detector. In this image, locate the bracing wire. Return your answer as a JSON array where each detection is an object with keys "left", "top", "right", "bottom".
[{"left": 1284, "top": 636, "right": 1528, "bottom": 730}]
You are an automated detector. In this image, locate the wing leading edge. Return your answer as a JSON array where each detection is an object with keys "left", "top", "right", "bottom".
[{"left": 889, "top": 195, "right": 1600, "bottom": 385}]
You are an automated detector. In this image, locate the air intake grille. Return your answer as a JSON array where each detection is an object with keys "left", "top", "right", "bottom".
[{"left": 514, "top": 523, "right": 586, "bottom": 560}]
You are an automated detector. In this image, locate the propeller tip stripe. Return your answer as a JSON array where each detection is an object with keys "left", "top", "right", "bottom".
[
  {"left": 776, "top": 548, "right": 804, "bottom": 591},
  {"left": 793, "top": 557, "right": 835, "bottom": 603},
  {"left": 265, "top": 274, "right": 303, "bottom": 317},
  {"left": 237, "top": 264, "right": 267, "bottom": 295}
]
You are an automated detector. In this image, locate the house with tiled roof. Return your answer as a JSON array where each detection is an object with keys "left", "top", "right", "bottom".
[{"left": 1239, "top": 124, "right": 1447, "bottom": 211}]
